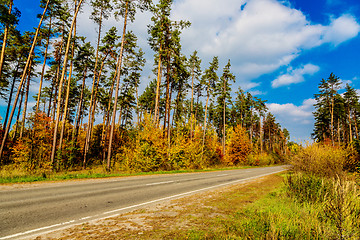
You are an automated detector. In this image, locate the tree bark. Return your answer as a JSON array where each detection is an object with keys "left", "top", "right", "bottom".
[
  {"left": 106, "top": 1, "right": 129, "bottom": 171},
  {"left": 51, "top": 0, "right": 84, "bottom": 169},
  {"left": 201, "top": 89, "right": 210, "bottom": 160},
  {"left": 3, "top": 60, "right": 21, "bottom": 131},
  {"left": 83, "top": 7, "right": 104, "bottom": 166},
  {"left": 20, "top": 62, "right": 32, "bottom": 139},
  {"left": 154, "top": 46, "right": 162, "bottom": 123},
  {"left": 0, "top": 0, "right": 13, "bottom": 80},
  {"left": 0, "top": 0, "right": 51, "bottom": 159},
  {"left": 58, "top": 10, "right": 77, "bottom": 166},
  {"left": 36, "top": 17, "right": 52, "bottom": 113}
]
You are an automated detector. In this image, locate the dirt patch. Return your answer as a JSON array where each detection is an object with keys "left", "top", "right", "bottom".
[{"left": 33, "top": 174, "right": 283, "bottom": 239}]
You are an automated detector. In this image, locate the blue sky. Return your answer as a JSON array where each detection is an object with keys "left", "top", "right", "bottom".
[{"left": 3, "top": 0, "right": 360, "bottom": 143}]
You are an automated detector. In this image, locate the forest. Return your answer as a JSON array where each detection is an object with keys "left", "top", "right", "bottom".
[
  {"left": 1, "top": 0, "right": 360, "bottom": 238},
  {"left": 0, "top": 0, "right": 290, "bottom": 173}
]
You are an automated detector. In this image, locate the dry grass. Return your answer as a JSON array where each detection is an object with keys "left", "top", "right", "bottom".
[{"left": 34, "top": 174, "right": 283, "bottom": 240}]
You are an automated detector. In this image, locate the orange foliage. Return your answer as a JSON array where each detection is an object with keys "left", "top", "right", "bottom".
[
  {"left": 225, "top": 124, "right": 252, "bottom": 165},
  {"left": 10, "top": 112, "right": 53, "bottom": 171}
]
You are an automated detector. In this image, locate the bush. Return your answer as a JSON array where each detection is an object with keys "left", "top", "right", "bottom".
[
  {"left": 291, "top": 143, "right": 351, "bottom": 178},
  {"left": 120, "top": 115, "right": 166, "bottom": 172},
  {"left": 10, "top": 113, "right": 53, "bottom": 171},
  {"left": 285, "top": 172, "right": 360, "bottom": 239},
  {"left": 247, "top": 152, "right": 276, "bottom": 166},
  {"left": 225, "top": 125, "right": 252, "bottom": 165}
]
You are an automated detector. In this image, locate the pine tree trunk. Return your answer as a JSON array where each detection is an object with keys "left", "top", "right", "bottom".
[
  {"left": 330, "top": 97, "right": 334, "bottom": 146},
  {"left": 260, "top": 116, "right": 263, "bottom": 153},
  {"left": 20, "top": 64, "right": 32, "bottom": 139},
  {"left": 0, "top": 0, "right": 51, "bottom": 159},
  {"left": 348, "top": 109, "right": 352, "bottom": 143},
  {"left": 72, "top": 68, "right": 87, "bottom": 144},
  {"left": 58, "top": 14, "right": 77, "bottom": 166},
  {"left": 36, "top": 17, "right": 52, "bottom": 113},
  {"left": 107, "top": 1, "right": 129, "bottom": 171},
  {"left": 190, "top": 64, "right": 195, "bottom": 139},
  {"left": 353, "top": 113, "right": 359, "bottom": 139},
  {"left": 201, "top": 90, "right": 210, "bottom": 160},
  {"left": 101, "top": 71, "right": 116, "bottom": 164},
  {"left": 0, "top": 0, "right": 13, "bottom": 80},
  {"left": 164, "top": 53, "right": 171, "bottom": 134},
  {"left": 223, "top": 79, "right": 226, "bottom": 155},
  {"left": 154, "top": 46, "right": 162, "bottom": 123},
  {"left": 13, "top": 85, "right": 24, "bottom": 141},
  {"left": 83, "top": 9, "right": 103, "bottom": 165},
  {"left": 51, "top": 0, "right": 84, "bottom": 169},
  {"left": 3, "top": 61, "right": 21, "bottom": 131}
]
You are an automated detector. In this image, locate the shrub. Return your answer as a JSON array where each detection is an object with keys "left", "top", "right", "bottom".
[
  {"left": 324, "top": 177, "right": 360, "bottom": 239},
  {"left": 225, "top": 124, "right": 252, "bottom": 165},
  {"left": 291, "top": 143, "right": 349, "bottom": 178},
  {"left": 247, "top": 152, "right": 276, "bottom": 166},
  {"left": 285, "top": 172, "right": 330, "bottom": 203},
  {"left": 120, "top": 115, "right": 166, "bottom": 172},
  {"left": 10, "top": 113, "right": 53, "bottom": 171}
]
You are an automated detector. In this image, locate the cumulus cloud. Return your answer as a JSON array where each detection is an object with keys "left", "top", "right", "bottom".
[
  {"left": 267, "top": 98, "right": 316, "bottom": 141},
  {"left": 172, "top": 0, "right": 360, "bottom": 83},
  {"left": 323, "top": 15, "right": 360, "bottom": 45},
  {"left": 73, "top": 0, "right": 360, "bottom": 93},
  {"left": 271, "top": 63, "right": 320, "bottom": 88}
]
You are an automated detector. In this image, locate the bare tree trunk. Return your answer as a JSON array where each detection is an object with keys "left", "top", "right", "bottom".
[
  {"left": 190, "top": 64, "right": 195, "bottom": 139},
  {"left": 0, "top": 0, "right": 51, "bottom": 159},
  {"left": 222, "top": 79, "right": 226, "bottom": 155},
  {"left": 20, "top": 64, "right": 32, "bottom": 138},
  {"left": 136, "top": 85, "right": 140, "bottom": 126},
  {"left": 164, "top": 58, "right": 170, "bottom": 133},
  {"left": 330, "top": 97, "right": 334, "bottom": 146},
  {"left": 106, "top": 2, "right": 129, "bottom": 171},
  {"left": 0, "top": 0, "right": 13, "bottom": 80},
  {"left": 201, "top": 90, "right": 210, "bottom": 160},
  {"left": 101, "top": 71, "right": 116, "bottom": 164},
  {"left": 72, "top": 68, "right": 87, "bottom": 143},
  {"left": 353, "top": 113, "right": 359, "bottom": 139},
  {"left": 348, "top": 109, "right": 352, "bottom": 143},
  {"left": 51, "top": 0, "right": 84, "bottom": 169},
  {"left": 83, "top": 8, "right": 103, "bottom": 166},
  {"left": 58, "top": 12, "right": 77, "bottom": 166},
  {"left": 337, "top": 120, "right": 341, "bottom": 146},
  {"left": 154, "top": 47, "right": 162, "bottom": 123},
  {"left": 3, "top": 60, "right": 21, "bottom": 131},
  {"left": 36, "top": 17, "right": 52, "bottom": 113},
  {"left": 260, "top": 116, "right": 263, "bottom": 153},
  {"left": 13, "top": 86, "right": 24, "bottom": 141}
]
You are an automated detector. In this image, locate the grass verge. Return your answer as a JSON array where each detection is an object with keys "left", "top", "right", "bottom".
[{"left": 37, "top": 173, "right": 358, "bottom": 239}]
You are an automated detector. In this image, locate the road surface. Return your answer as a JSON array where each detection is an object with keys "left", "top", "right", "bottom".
[{"left": 0, "top": 165, "right": 287, "bottom": 239}]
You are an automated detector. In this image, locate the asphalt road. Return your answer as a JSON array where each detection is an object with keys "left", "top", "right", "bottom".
[{"left": 0, "top": 165, "right": 288, "bottom": 239}]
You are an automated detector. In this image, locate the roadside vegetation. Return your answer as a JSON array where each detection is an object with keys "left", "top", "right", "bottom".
[
  {"left": 37, "top": 142, "right": 360, "bottom": 240},
  {"left": 0, "top": 0, "right": 289, "bottom": 180}
]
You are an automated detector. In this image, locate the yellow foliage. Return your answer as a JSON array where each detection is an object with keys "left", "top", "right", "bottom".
[
  {"left": 225, "top": 124, "right": 252, "bottom": 165},
  {"left": 291, "top": 143, "right": 357, "bottom": 178},
  {"left": 121, "top": 114, "right": 167, "bottom": 172}
]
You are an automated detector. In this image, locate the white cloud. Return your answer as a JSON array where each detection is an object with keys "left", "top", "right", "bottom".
[
  {"left": 323, "top": 15, "right": 360, "bottom": 45},
  {"left": 172, "top": 0, "right": 360, "bottom": 85},
  {"left": 72, "top": 0, "right": 360, "bottom": 95},
  {"left": 249, "top": 90, "right": 267, "bottom": 96},
  {"left": 271, "top": 63, "right": 320, "bottom": 88},
  {"left": 267, "top": 98, "right": 316, "bottom": 141}
]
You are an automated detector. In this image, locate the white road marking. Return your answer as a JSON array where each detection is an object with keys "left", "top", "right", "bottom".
[
  {"left": 0, "top": 220, "right": 75, "bottom": 240},
  {"left": 146, "top": 180, "right": 175, "bottom": 186},
  {"left": 216, "top": 174, "right": 229, "bottom": 177},
  {"left": 0, "top": 168, "right": 286, "bottom": 240}
]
